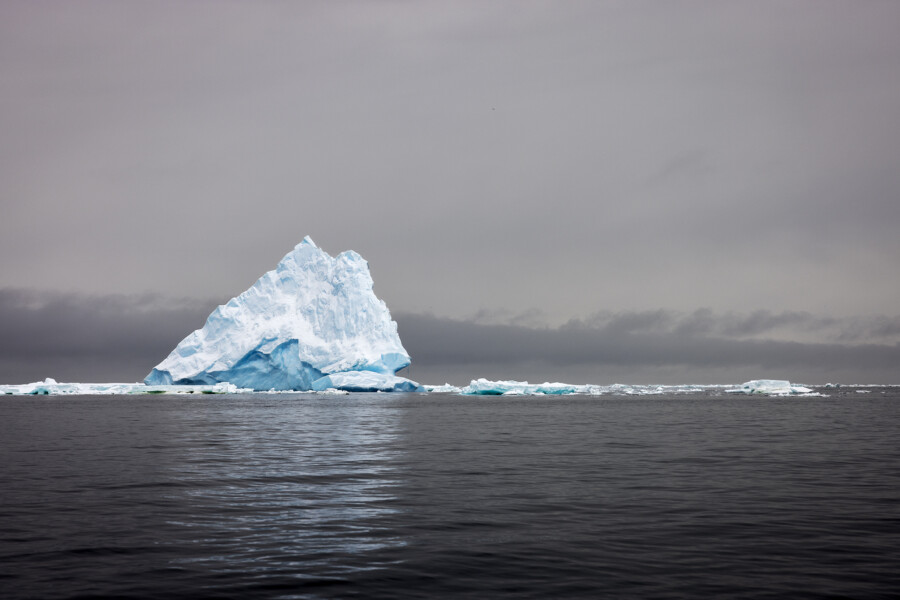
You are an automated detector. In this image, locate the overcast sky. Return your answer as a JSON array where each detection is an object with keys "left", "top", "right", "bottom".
[{"left": 2, "top": 1, "right": 899, "bottom": 384}]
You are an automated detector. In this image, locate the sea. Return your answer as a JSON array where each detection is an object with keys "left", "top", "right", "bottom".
[{"left": 2, "top": 389, "right": 899, "bottom": 599}]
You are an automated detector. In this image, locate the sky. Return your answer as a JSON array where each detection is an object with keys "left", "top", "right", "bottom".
[{"left": 2, "top": 1, "right": 899, "bottom": 384}]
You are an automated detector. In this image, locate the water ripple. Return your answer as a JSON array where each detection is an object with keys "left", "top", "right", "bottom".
[{"left": 1, "top": 391, "right": 899, "bottom": 598}]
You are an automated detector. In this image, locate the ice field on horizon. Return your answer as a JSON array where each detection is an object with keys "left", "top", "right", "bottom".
[
  {"left": 0, "top": 378, "right": 249, "bottom": 396},
  {"left": 0, "top": 378, "right": 355, "bottom": 396},
  {"left": 2, "top": 378, "right": 841, "bottom": 397},
  {"left": 427, "top": 378, "right": 819, "bottom": 396}
]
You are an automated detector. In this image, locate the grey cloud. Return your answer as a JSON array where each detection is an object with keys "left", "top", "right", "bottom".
[
  {"left": 0, "top": 288, "right": 221, "bottom": 382},
  {"left": 572, "top": 309, "right": 678, "bottom": 335},
  {"left": 866, "top": 316, "right": 900, "bottom": 339},
  {"left": 1, "top": 289, "right": 897, "bottom": 385},
  {"left": 832, "top": 315, "right": 900, "bottom": 343},
  {"left": 560, "top": 308, "right": 900, "bottom": 345},
  {"left": 397, "top": 312, "right": 900, "bottom": 384},
  {"left": 399, "top": 312, "right": 900, "bottom": 369},
  {"left": 467, "top": 308, "right": 549, "bottom": 328},
  {"left": 671, "top": 309, "right": 718, "bottom": 337}
]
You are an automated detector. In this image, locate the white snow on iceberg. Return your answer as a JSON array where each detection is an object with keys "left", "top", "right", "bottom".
[{"left": 144, "top": 236, "right": 418, "bottom": 392}]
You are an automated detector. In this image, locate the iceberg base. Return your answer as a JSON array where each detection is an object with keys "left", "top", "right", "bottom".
[{"left": 312, "top": 371, "right": 423, "bottom": 392}]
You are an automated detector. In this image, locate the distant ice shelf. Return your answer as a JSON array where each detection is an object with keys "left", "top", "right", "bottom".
[
  {"left": 0, "top": 378, "right": 361, "bottom": 396},
  {"left": 454, "top": 379, "right": 724, "bottom": 396},
  {"left": 1, "top": 377, "right": 829, "bottom": 397},
  {"left": 0, "top": 378, "right": 248, "bottom": 396},
  {"left": 429, "top": 379, "right": 821, "bottom": 396}
]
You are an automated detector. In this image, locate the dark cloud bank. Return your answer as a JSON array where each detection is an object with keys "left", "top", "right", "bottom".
[
  {"left": 398, "top": 312, "right": 900, "bottom": 385},
  {"left": 0, "top": 289, "right": 216, "bottom": 383},
  {"left": 1, "top": 289, "right": 897, "bottom": 386}
]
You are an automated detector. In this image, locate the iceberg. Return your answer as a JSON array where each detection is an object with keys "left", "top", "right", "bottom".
[{"left": 144, "top": 236, "right": 420, "bottom": 392}]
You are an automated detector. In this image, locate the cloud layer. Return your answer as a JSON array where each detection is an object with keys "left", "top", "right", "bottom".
[
  {"left": 0, "top": 289, "right": 219, "bottom": 382},
  {"left": 397, "top": 312, "right": 900, "bottom": 385},
  {"left": 2, "top": 289, "right": 896, "bottom": 385}
]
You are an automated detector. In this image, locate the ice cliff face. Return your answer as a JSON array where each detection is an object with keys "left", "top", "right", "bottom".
[{"left": 145, "top": 237, "right": 416, "bottom": 391}]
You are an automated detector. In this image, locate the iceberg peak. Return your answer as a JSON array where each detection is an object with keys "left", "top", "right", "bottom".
[
  {"left": 297, "top": 235, "right": 317, "bottom": 249},
  {"left": 145, "top": 237, "right": 418, "bottom": 391}
]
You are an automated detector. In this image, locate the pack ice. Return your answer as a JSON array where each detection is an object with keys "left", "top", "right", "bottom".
[{"left": 145, "top": 237, "right": 422, "bottom": 392}]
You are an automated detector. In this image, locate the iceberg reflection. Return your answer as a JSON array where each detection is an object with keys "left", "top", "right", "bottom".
[{"left": 158, "top": 394, "right": 407, "bottom": 577}]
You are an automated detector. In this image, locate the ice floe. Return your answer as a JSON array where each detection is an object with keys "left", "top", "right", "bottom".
[{"left": 724, "top": 380, "right": 815, "bottom": 395}]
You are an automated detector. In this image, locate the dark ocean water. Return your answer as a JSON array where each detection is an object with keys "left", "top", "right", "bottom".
[{"left": 2, "top": 389, "right": 899, "bottom": 599}]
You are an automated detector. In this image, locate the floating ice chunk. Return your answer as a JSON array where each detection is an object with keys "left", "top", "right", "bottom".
[
  {"left": 725, "top": 379, "right": 814, "bottom": 395},
  {"left": 461, "top": 379, "right": 530, "bottom": 395},
  {"left": 424, "top": 383, "right": 462, "bottom": 393},
  {"left": 144, "top": 237, "right": 411, "bottom": 391},
  {"left": 311, "top": 371, "right": 423, "bottom": 393},
  {"left": 461, "top": 379, "right": 590, "bottom": 395},
  {"left": 531, "top": 382, "right": 582, "bottom": 395}
]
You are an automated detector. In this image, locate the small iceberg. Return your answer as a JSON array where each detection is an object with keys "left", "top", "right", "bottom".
[
  {"left": 461, "top": 379, "right": 582, "bottom": 395},
  {"left": 423, "top": 383, "right": 463, "bottom": 393},
  {"left": 724, "top": 380, "right": 814, "bottom": 395}
]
